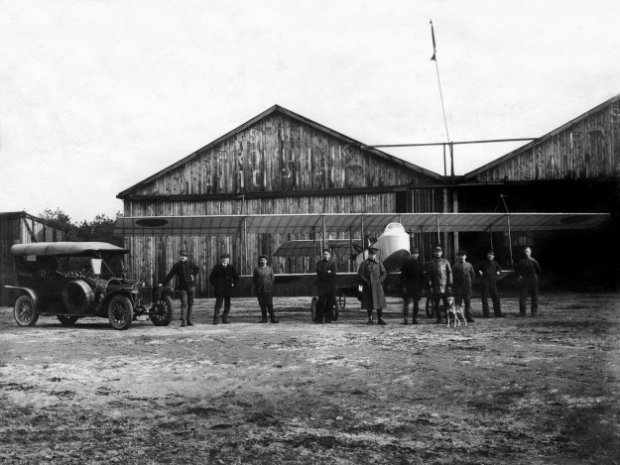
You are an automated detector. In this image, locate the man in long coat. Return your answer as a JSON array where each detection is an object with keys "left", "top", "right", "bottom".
[
  {"left": 452, "top": 250, "right": 476, "bottom": 322},
  {"left": 209, "top": 252, "right": 239, "bottom": 325},
  {"left": 315, "top": 249, "right": 337, "bottom": 323},
  {"left": 427, "top": 245, "right": 452, "bottom": 324},
  {"left": 357, "top": 247, "right": 387, "bottom": 325},
  {"left": 399, "top": 247, "right": 426, "bottom": 324}
]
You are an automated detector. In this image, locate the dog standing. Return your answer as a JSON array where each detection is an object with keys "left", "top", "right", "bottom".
[{"left": 446, "top": 296, "right": 467, "bottom": 328}]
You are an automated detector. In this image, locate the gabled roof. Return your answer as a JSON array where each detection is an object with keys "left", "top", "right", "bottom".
[
  {"left": 118, "top": 105, "right": 443, "bottom": 198},
  {"left": 464, "top": 94, "right": 620, "bottom": 180}
]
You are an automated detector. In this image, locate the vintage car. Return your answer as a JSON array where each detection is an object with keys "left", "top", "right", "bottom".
[{"left": 4, "top": 242, "right": 174, "bottom": 330}]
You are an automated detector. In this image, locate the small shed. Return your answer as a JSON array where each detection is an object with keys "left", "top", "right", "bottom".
[{"left": 0, "top": 211, "right": 70, "bottom": 304}]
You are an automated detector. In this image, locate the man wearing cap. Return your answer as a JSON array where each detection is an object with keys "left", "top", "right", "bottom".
[
  {"left": 477, "top": 250, "right": 503, "bottom": 318},
  {"left": 515, "top": 246, "right": 542, "bottom": 316},
  {"left": 315, "top": 249, "right": 337, "bottom": 323},
  {"left": 161, "top": 249, "right": 200, "bottom": 327},
  {"left": 253, "top": 255, "right": 279, "bottom": 323},
  {"left": 209, "top": 253, "right": 239, "bottom": 325},
  {"left": 452, "top": 250, "right": 476, "bottom": 323},
  {"left": 427, "top": 245, "right": 452, "bottom": 324},
  {"left": 357, "top": 247, "right": 388, "bottom": 325},
  {"left": 399, "top": 247, "right": 426, "bottom": 324}
]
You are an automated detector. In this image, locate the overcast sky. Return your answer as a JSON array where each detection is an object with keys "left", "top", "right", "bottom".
[{"left": 1, "top": 0, "right": 619, "bottom": 222}]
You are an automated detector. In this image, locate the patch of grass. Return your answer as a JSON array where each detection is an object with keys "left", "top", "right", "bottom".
[{"left": 557, "top": 405, "right": 620, "bottom": 460}]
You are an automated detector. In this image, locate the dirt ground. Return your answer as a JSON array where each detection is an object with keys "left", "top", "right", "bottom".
[{"left": 1, "top": 292, "right": 619, "bottom": 465}]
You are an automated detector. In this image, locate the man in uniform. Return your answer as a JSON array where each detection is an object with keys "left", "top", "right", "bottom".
[
  {"left": 357, "top": 247, "right": 387, "bottom": 325},
  {"left": 161, "top": 249, "right": 200, "bottom": 327},
  {"left": 452, "top": 250, "right": 476, "bottom": 323},
  {"left": 477, "top": 250, "right": 503, "bottom": 318},
  {"left": 427, "top": 245, "right": 452, "bottom": 324},
  {"left": 399, "top": 247, "right": 425, "bottom": 324},
  {"left": 516, "top": 246, "right": 542, "bottom": 316},
  {"left": 209, "top": 252, "right": 239, "bottom": 325},
  {"left": 315, "top": 249, "right": 337, "bottom": 323}
]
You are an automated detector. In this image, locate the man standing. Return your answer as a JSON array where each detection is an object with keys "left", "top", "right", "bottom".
[
  {"left": 253, "top": 255, "right": 279, "bottom": 323},
  {"left": 477, "top": 250, "right": 503, "bottom": 318},
  {"left": 400, "top": 247, "right": 426, "bottom": 324},
  {"left": 516, "top": 246, "right": 542, "bottom": 316},
  {"left": 161, "top": 249, "right": 200, "bottom": 327},
  {"left": 427, "top": 245, "right": 452, "bottom": 324},
  {"left": 315, "top": 249, "right": 337, "bottom": 323},
  {"left": 357, "top": 247, "right": 387, "bottom": 325},
  {"left": 452, "top": 250, "right": 476, "bottom": 323},
  {"left": 209, "top": 252, "right": 239, "bottom": 325}
]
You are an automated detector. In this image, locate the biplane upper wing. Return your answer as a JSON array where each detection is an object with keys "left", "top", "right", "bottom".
[{"left": 114, "top": 212, "right": 609, "bottom": 236}]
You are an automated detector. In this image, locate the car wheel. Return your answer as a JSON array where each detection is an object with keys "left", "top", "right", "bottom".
[
  {"left": 107, "top": 295, "right": 134, "bottom": 330},
  {"left": 150, "top": 295, "right": 173, "bottom": 326},
  {"left": 57, "top": 315, "right": 79, "bottom": 326},
  {"left": 311, "top": 296, "right": 318, "bottom": 321},
  {"left": 14, "top": 295, "right": 38, "bottom": 327}
]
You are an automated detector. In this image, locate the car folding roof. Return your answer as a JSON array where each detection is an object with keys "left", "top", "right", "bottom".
[{"left": 11, "top": 242, "right": 128, "bottom": 256}]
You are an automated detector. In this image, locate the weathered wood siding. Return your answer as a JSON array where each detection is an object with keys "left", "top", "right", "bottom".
[
  {"left": 127, "top": 113, "right": 434, "bottom": 197},
  {"left": 469, "top": 97, "right": 620, "bottom": 182}
]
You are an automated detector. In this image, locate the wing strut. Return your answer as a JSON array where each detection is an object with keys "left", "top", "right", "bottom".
[
  {"left": 501, "top": 195, "right": 514, "bottom": 268},
  {"left": 322, "top": 215, "right": 327, "bottom": 254},
  {"left": 243, "top": 217, "right": 248, "bottom": 275}
]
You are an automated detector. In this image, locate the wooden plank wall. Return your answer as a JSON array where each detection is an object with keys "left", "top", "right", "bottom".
[
  {"left": 129, "top": 113, "right": 434, "bottom": 197},
  {"left": 472, "top": 99, "right": 620, "bottom": 182},
  {"left": 0, "top": 218, "right": 20, "bottom": 301}
]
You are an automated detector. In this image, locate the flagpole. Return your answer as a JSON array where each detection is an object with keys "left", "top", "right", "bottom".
[{"left": 429, "top": 20, "right": 452, "bottom": 177}]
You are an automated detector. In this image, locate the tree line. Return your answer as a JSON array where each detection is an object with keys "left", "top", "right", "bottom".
[{"left": 39, "top": 208, "right": 123, "bottom": 247}]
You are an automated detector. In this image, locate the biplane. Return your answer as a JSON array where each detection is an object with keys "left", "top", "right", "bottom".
[{"left": 114, "top": 211, "right": 609, "bottom": 319}]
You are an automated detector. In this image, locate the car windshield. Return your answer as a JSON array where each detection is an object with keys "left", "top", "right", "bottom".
[{"left": 101, "top": 253, "right": 125, "bottom": 278}]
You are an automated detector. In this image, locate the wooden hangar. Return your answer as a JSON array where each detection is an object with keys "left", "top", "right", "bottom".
[{"left": 117, "top": 97, "right": 619, "bottom": 296}]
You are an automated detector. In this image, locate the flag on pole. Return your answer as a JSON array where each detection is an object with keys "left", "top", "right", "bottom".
[{"left": 429, "top": 20, "right": 437, "bottom": 61}]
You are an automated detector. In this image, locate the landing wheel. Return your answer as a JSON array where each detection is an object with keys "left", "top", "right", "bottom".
[
  {"left": 337, "top": 291, "right": 346, "bottom": 311},
  {"left": 311, "top": 297, "right": 318, "bottom": 321},
  {"left": 425, "top": 297, "right": 434, "bottom": 318},
  {"left": 150, "top": 295, "right": 173, "bottom": 326},
  {"left": 14, "top": 295, "right": 38, "bottom": 327},
  {"left": 334, "top": 292, "right": 345, "bottom": 321},
  {"left": 57, "top": 315, "right": 79, "bottom": 326},
  {"left": 107, "top": 295, "right": 133, "bottom": 330}
]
